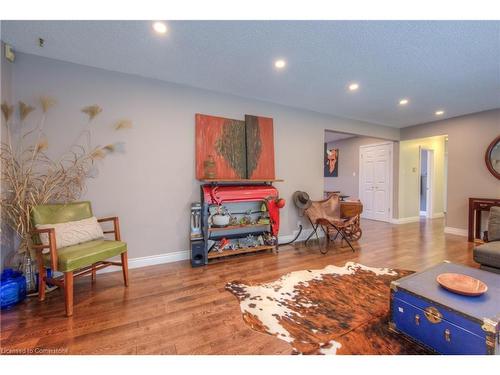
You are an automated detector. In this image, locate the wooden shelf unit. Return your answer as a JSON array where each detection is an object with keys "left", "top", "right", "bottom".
[
  {"left": 208, "top": 223, "right": 270, "bottom": 233},
  {"left": 200, "top": 183, "right": 280, "bottom": 265},
  {"left": 207, "top": 245, "right": 275, "bottom": 259}
]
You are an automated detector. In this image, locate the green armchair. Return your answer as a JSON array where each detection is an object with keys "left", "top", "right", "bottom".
[{"left": 31, "top": 201, "right": 129, "bottom": 317}]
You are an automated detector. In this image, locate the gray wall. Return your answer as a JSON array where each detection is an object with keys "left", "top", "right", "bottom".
[
  {"left": 401, "top": 109, "right": 500, "bottom": 230},
  {"left": 4, "top": 52, "right": 399, "bottom": 260},
  {"left": 324, "top": 136, "right": 399, "bottom": 219}
]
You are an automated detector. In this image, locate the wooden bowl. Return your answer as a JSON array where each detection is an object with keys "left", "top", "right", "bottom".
[{"left": 436, "top": 273, "right": 488, "bottom": 296}]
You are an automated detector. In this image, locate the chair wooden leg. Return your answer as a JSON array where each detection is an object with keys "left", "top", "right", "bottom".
[
  {"left": 91, "top": 264, "right": 96, "bottom": 283},
  {"left": 36, "top": 252, "right": 46, "bottom": 301},
  {"left": 64, "top": 272, "right": 74, "bottom": 317},
  {"left": 121, "top": 252, "right": 129, "bottom": 287}
]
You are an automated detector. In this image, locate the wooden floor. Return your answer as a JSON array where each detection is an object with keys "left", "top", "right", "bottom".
[{"left": 0, "top": 218, "right": 477, "bottom": 355}]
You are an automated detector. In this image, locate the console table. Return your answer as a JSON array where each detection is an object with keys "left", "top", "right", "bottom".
[{"left": 468, "top": 197, "right": 500, "bottom": 242}]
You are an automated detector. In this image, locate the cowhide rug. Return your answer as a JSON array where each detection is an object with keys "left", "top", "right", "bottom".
[{"left": 226, "top": 262, "right": 430, "bottom": 355}]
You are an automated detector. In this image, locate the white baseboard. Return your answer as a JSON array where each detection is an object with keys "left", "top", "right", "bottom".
[
  {"left": 278, "top": 227, "right": 323, "bottom": 245},
  {"left": 98, "top": 250, "right": 190, "bottom": 274},
  {"left": 444, "top": 227, "right": 468, "bottom": 237},
  {"left": 431, "top": 212, "right": 445, "bottom": 219},
  {"left": 99, "top": 229, "right": 316, "bottom": 274},
  {"left": 391, "top": 216, "right": 420, "bottom": 224},
  {"left": 391, "top": 213, "right": 444, "bottom": 224}
]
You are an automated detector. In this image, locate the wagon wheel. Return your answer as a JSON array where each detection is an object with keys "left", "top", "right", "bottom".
[{"left": 343, "top": 224, "right": 362, "bottom": 241}]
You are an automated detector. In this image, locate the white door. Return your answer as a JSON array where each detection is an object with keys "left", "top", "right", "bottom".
[{"left": 359, "top": 143, "right": 392, "bottom": 222}]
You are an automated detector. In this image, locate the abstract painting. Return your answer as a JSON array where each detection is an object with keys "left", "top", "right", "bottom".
[
  {"left": 324, "top": 144, "right": 339, "bottom": 177},
  {"left": 195, "top": 113, "right": 275, "bottom": 180},
  {"left": 245, "top": 115, "right": 275, "bottom": 180},
  {"left": 195, "top": 114, "right": 246, "bottom": 179}
]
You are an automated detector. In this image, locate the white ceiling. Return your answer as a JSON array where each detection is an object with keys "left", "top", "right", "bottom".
[
  {"left": 324, "top": 131, "right": 355, "bottom": 143},
  {"left": 2, "top": 20, "right": 499, "bottom": 128}
]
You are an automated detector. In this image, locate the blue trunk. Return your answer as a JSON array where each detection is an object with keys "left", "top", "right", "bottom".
[{"left": 389, "top": 262, "right": 499, "bottom": 355}]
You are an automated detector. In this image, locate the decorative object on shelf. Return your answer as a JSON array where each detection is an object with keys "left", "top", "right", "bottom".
[
  {"left": 258, "top": 217, "right": 270, "bottom": 224},
  {"left": 210, "top": 205, "right": 231, "bottom": 227},
  {"left": 263, "top": 232, "right": 277, "bottom": 246},
  {"left": 242, "top": 234, "right": 258, "bottom": 248},
  {"left": 257, "top": 235, "right": 265, "bottom": 246},
  {"left": 0, "top": 98, "right": 131, "bottom": 262},
  {"left": 240, "top": 209, "right": 252, "bottom": 225},
  {"left": 214, "top": 238, "right": 230, "bottom": 253},
  {"left": 275, "top": 198, "right": 286, "bottom": 209},
  {"left": 436, "top": 273, "right": 488, "bottom": 296},
  {"left": 203, "top": 154, "right": 216, "bottom": 179},
  {"left": 324, "top": 144, "right": 339, "bottom": 177},
  {"left": 190, "top": 202, "right": 202, "bottom": 239},
  {"left": 195, "top": 113, "right": 275, "bottom": 180},
  {"left": 485, "top": 135, "right": 500, "bottom": 180}
]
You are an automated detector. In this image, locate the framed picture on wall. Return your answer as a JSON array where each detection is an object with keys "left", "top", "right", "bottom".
[{"left": 324, "top": 144, "right": 339, "bottom": 177}]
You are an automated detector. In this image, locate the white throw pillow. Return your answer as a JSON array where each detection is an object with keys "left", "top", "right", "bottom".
[{"left": 36, "top": 216, "right": 104, "bottom": 253}]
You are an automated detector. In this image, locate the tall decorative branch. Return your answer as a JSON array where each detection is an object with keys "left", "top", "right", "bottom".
[{"left": 0, "top": 98, "right": 131, "bottom": 259}]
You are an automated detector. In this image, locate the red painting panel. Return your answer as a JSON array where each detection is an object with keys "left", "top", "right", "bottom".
[
  {"left": 245, "top": 115, "right": 275, "bottom": 180},
  {"left": 195, "top": 114, "right": 247, "bottom": 180}
]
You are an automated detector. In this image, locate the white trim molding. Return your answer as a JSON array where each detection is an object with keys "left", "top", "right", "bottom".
[
  {"left": 444, "top": 227, "right": 468, "bottom": 237},
  {"left": 391, "top": 216, "right": 421, "bottom": 224},
  {"left": 278, "top": 227, "right": 324, "bottom": 245},
  {"left": 99, "top": 250, "right": 190, "bottom": 274},
  {"left": 431, "top": 212, "right": 445, "bottom": 219}
]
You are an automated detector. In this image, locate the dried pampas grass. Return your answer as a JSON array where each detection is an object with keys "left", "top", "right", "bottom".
[
  {"left": 90, "top": 148, "right": 106, "bottom": 160},
  {"left": 35, "top": 138, "right": 49, "bottom": 152},
  {"left": 81, "top": 105, "right": 102, "bottom": 121},
  {"left": 114, "top": 119, "right": 132, "bottom": 130},
  {"left": 40, "top": 96, "right": 56, "bottom": 113},
  {"left": 1, "top": 98, "right": 129, "bottom": 255},
  {"left": 19, "top": 101, "right": 36, "bottom": 121},
  {"left": 1, "top": 102, "right": 14, "bottom": 122}
]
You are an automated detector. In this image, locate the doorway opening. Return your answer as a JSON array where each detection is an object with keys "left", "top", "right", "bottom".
[
  {"left": 323, "top": 130, "right": 395, "bottom": 223},
  {"left": 419, "top": 148, "right": 434, "bottom": 218}
]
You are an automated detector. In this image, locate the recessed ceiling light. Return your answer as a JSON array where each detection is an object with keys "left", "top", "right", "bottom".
[
  {"left": 435, "top": 110, "right": 445, "bottom": 116},
  {"left": 348, "top": 82, "right": 359, "bottom": 91},
  {"left": 274, "top": 59, "right": 286, "bottom": 69},
  {"left": 399, "top": 98, "right": 409, "bottom": 105},
  {"left": 152, "top": 21, "right": 168, "bottom": 34}
]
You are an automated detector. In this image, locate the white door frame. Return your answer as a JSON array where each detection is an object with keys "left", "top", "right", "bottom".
[
  {"left": 418, "top": 147, "right": 434, "bottom": 218},
  {"left": 358, "top": 141, "right": 394, "bottom": 223}
]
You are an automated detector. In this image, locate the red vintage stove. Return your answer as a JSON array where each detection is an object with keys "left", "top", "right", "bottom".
[{"left": 190, "top": 183, "right": 284, "bottom": 266}]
